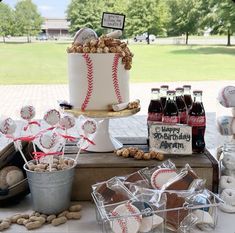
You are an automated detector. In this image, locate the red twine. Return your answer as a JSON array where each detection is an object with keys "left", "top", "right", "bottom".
[
  {"left": 23, "top": 121, "right": 41, "bottom": 131},
  {"left": 6, "top": 135, "right": 36, "bottom": 142},
  {"left": 33, "top": 151, "right": 63, "bottom": 160}
]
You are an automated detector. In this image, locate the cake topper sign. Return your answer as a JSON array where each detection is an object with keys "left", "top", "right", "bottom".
[
  {"left": 149, "top": 123, "right": 192, "bottom": 155},
  {"left": 101, "top": 12, "right": 125, "bottom": 30}
]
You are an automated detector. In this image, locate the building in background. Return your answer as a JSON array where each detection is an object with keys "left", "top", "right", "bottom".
[{"left": 41, "top": 18, "right": 70, "bottom": 38}]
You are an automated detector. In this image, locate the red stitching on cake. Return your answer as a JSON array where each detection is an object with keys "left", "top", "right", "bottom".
[
  {"left": 111, "top": 211, "right": 128, "bottom": 233},
  {"left": 151, "top": 168, "right": 176, "bottom": 189},
  {"left": 125, "top": 203, "right": 142, "bottom": 224},
  {"left": 81, "top": 53, "right": 94, "bottom": 111},
  {"left": 112, "top": 54, "right": 123, "bottom": 103}
]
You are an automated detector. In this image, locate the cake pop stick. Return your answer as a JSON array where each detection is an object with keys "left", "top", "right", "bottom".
[
  {"left": 74, "top": 119, "right": 97, "bottom": 164},
  {"left": 0, "top": 117, "right": 28, "bottom": 165}
]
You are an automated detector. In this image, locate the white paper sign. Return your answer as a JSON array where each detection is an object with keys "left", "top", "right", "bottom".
[
  {"left": 149, "top": 123, "right": 192, "bottom": 154},
  {"left": 101, "top": 12, "right": 125, "bottom": 30}
]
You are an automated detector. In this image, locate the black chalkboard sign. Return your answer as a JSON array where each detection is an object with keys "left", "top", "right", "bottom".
[{"left": 101, "top": 12, "right": 125, "bottom": 30}]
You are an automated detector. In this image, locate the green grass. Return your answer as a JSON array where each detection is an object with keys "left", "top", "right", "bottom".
[{"left": 0, "top": 42, "right": 235, "bottom": 84}]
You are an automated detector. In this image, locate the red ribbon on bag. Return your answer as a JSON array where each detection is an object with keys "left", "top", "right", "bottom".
[
  {"left": 23, "top": 121, "right": 41, "bottom": 131},
  {"left": 6, "top": 135, "right": 36, "bottom": 142},
  {"left": 57, "top": 133, "right": 77, "bottom": 142},
  {"left": 81, "top": 135, "right": 95, "bottom": 145},
  {"left": 33, "top": 151, "right": 63, "bottom": 160}
]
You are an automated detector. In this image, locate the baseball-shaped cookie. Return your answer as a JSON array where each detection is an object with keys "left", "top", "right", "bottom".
[
  {"left": 110, "top": 203, "right": 142, "bottom": 233},
  {"left": 220, "top": 189, "right": 235, "bottom": 213},
  {"left": 218, "top": 86, "right": 235, "bottom": 108},
  {"left": 59, "top": 114, "right": 75, "bottom": 129},
  {"left": 74, "top": 28, "right": 98, "bottom": 44},
  {"left": 43, "top": 109, "right": 60, "bottom": 126},
  {"left": 139, "top": 214, "right": 164, "bottom": 233},
  {"left": 39, "top": 131, "right": 58, "bottom": 149},
  {"left": 220, "top": 176, "right": 235, "bottom": 190},
  {"left": 82, "top": 119, "right": 97, "bottom": 134},
  {"left": 0, "top": 117, "right": 16, "bottom": 135},
  {"left": 0, "top": 166, "right": 24, "bottom": 189},
  {"left": 217, "top": 116, "right": 235, "bottom": 135},
  {"left": 193, "top": 209, "right": 214, "bottom": 231},
  {"left": 20, "top": 105, "right": 36, "bottom": 120},
  {"left": 151, "top": 168, "right": 177, "bottom": 189}
]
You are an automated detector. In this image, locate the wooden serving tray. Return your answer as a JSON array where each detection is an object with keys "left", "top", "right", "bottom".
[{"left": 64, "top": 137, "right": 219, "bottom": 201}]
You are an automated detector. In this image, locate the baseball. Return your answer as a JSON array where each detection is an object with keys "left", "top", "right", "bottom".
[
  {"left": 39, "top": 131, "right": 58, "bottom": 149},
  {"left": 217, "top": 116, "right": 235, "bottom": 135},
  {"left": 150, "top": 168, "right": 178, "bottom": 189},
  {"left": 193, "top": 209, "right": 214, "bottom": 231},
  {"left": 110, "top": 203, "right": 142, "bottom": 233},
  {"left": 0, "top": 117, "right": 16, "bottom": 135},
  {"left": 20, "top": 105, "right": 36, "bottom": 120},
  {"left": 74, "top": 28, "right": 98, "bottom": 44},
  {"left": 0, "top": 166, "right": 24, "bottom": 189},
  {"left": 218, "top": 86, "right": 235, "bottom": 108},
  {"left": 43, "top": 109, "right": 61, "bottom": 126},
  {"left": 82, "top": 119, "right": 97, "bottom": 134},
  {"left": 59, "top": 114, "right": 75, "bottom": 129}
]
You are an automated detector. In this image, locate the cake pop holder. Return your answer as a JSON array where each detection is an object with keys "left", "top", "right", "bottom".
[{"left": 66, "top": 108, "right": 140, "bottom": 152}]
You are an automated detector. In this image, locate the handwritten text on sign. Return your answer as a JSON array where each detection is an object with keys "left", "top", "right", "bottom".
[
  {"left": 101, "top": 12, "right": 125, "bottom": 30},
  {"left": 149, "top": 124, "right": 192, "bottom": 154}
]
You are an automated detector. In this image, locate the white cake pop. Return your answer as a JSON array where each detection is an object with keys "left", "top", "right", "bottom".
[
  {"left": 82, "top": 119, "right": 97, "bottom": 134},
  {"left": 0, "top": 117, "right": 16, "bottom": 135},
  {"left": 20, "top": 105, "right": 36, "bottom": 120},
  {"left": 218, "top": 86, "right": 235, "bottom": 108},
  {"left": 43, "top": 109, "right": 60, "bottom": 126},
  {"left": 59, "top": 115, "right": 75, "bottom": 129},
  {"left": 74, "top": 28, "right": 98, "bottom": 45},
  {"left": 39, "top": 131, "right": 58, "bottom": 150}
]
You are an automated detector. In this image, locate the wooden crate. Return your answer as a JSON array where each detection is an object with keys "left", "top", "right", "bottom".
[{"left": 65, "top": 137, "right": 219, "bottom": 201}]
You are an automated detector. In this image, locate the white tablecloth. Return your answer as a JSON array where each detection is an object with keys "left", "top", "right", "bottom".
[{"left": 0, "top": 195, "right": 234, "bottom": 233}]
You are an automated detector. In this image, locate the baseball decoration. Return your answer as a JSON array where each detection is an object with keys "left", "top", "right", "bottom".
[
  {"left": 218, "top": 86, "right": 235, "bottom": 108},
  {"left": 20, "top": 105, "right": 35, "bottom": 120},
  {"left": 150, "top": 168, "right": 178, "bottom": 189},
  {"left": 74, "top": 27, "right": 98, "bottom": 44},
  {"left": 39, "top": 131, "right": 58, "bottom": 150},
  {"left": 0, "top": 117, "right": 16, "bottom": 135},
  {"left": 217, "top": 116, "right": 235, "bottom": 135},
  {"left": 43, "top": 109, "right": 61, "bottom": 126},
  {"left": 59, "top": 114, "right": 76, "bottom": 130},
  {"left": 82, "top": 119, "right": 97, "bottom": 135},
  {"left": 110, "top": 203, "right": 142, "bottom": 233}
]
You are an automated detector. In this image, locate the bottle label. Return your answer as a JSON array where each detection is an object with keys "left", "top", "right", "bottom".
[
  {"left": 162, "top": 116, "right": 179, "bottom": 124},
  {"left": 148, "top": 113, "right": 162, "bottom": 122},
  {"left": 179, "top": 111, "right": 187, "bottom": 124},
  {"left": 188, "top": 116, "right": 206, "bottom": 127}
]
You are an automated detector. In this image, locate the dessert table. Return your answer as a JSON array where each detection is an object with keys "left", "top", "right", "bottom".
[{"left": 0, "top": 195, "right": 234, "bottom": 233}]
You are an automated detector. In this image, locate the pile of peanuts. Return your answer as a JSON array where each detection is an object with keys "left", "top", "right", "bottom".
[
  {"left": 27, "top": 158, "right": 74, "bottom": 172},
  {"left": 128, "top": 100, "right": 140, "bottom": 109},
  {"left": 67, "top": 35, "right": 133, "bottom": 70},
  {"left": 0, "top": 204, "right": 82, "bottom": 231},
  {"left": 115, "top": 147, "right": 164, "bottom": 161}
]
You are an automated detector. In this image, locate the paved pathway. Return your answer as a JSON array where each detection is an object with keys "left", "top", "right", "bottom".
[{"left": 0, "top": 80, "right": 235, "bottom": 149}]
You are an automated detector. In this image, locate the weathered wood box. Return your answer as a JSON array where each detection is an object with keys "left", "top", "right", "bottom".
[{"left": 65, "top": 137, "right": 219, "bottom": 201}]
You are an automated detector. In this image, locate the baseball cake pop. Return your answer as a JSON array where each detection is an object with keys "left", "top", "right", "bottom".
[
  {"left": 59, "top": 114, "right": 76, "bottom": 130},
  {"left": 20, "top": 105, "right": 36, "bottom": 120},
  {"left": 43, "top": 109, "right": 61, "bottom": 126},
  {"left": 0, "top": 117, "right": 16, "bottom": 135}
]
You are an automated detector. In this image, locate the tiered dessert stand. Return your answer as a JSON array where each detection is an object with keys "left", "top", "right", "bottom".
[{"left": 66, "top": 108, "right": 140, "bottom": 152}]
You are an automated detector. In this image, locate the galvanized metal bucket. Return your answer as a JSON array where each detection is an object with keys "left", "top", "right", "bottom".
[{"left": 24, "top": 158, "right": 76, "bottom": 215}]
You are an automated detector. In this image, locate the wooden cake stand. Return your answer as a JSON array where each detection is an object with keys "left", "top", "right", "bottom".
[{"left": 66, "top": 107, "right": 140, "bottom": 152}]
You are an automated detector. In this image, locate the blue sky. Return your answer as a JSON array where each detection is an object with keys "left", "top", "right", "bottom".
[{"left": 3, "top": 0, "right": 70, "bottom": 18}]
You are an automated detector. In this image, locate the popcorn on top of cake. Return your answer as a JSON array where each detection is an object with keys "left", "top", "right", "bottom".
[{"left": 67, "top": 35, "right": 134, "bottom": 70}]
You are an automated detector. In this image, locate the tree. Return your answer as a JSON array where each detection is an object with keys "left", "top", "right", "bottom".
[
  {"left": 125, "top": 0, "right": 167, "bottom": 44},
  {"left": 167, "top": 0, "right": 203, "bottom": 44},
  {"left": 0, "top": 2, "right": 14, "bottom": 42},
  {"left": 14, "top": 0, "right": 43, "bottom": 42},
  {"left": 217, "top": 0, "right": 235, "bottom": 46},
  {"left": 67, "top": 0, "right": 104, "bottom": 36}
]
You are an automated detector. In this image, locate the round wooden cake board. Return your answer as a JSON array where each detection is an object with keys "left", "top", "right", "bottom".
[{"left": 65, "top": 107, "right": 140, "bottom": 152}]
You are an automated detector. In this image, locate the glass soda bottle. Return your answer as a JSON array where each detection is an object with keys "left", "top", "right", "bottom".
[
  {"left": 183, "top": 85, "right": 193, "bottom": 110},
  {"left": 162, "top": 90, "right": 179, "bottom": 124},
  {"left": 160, "top": 85, "right": 169, "bottom": 109},
  {"left": 175, "top": 87, "right": 187, "bottom": 124},
  {"left": 188, "top": 90, "right": 206, "bottom": 153},
  {"left": 147, "top": 88, "right": 163, "bottom": 122}
]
